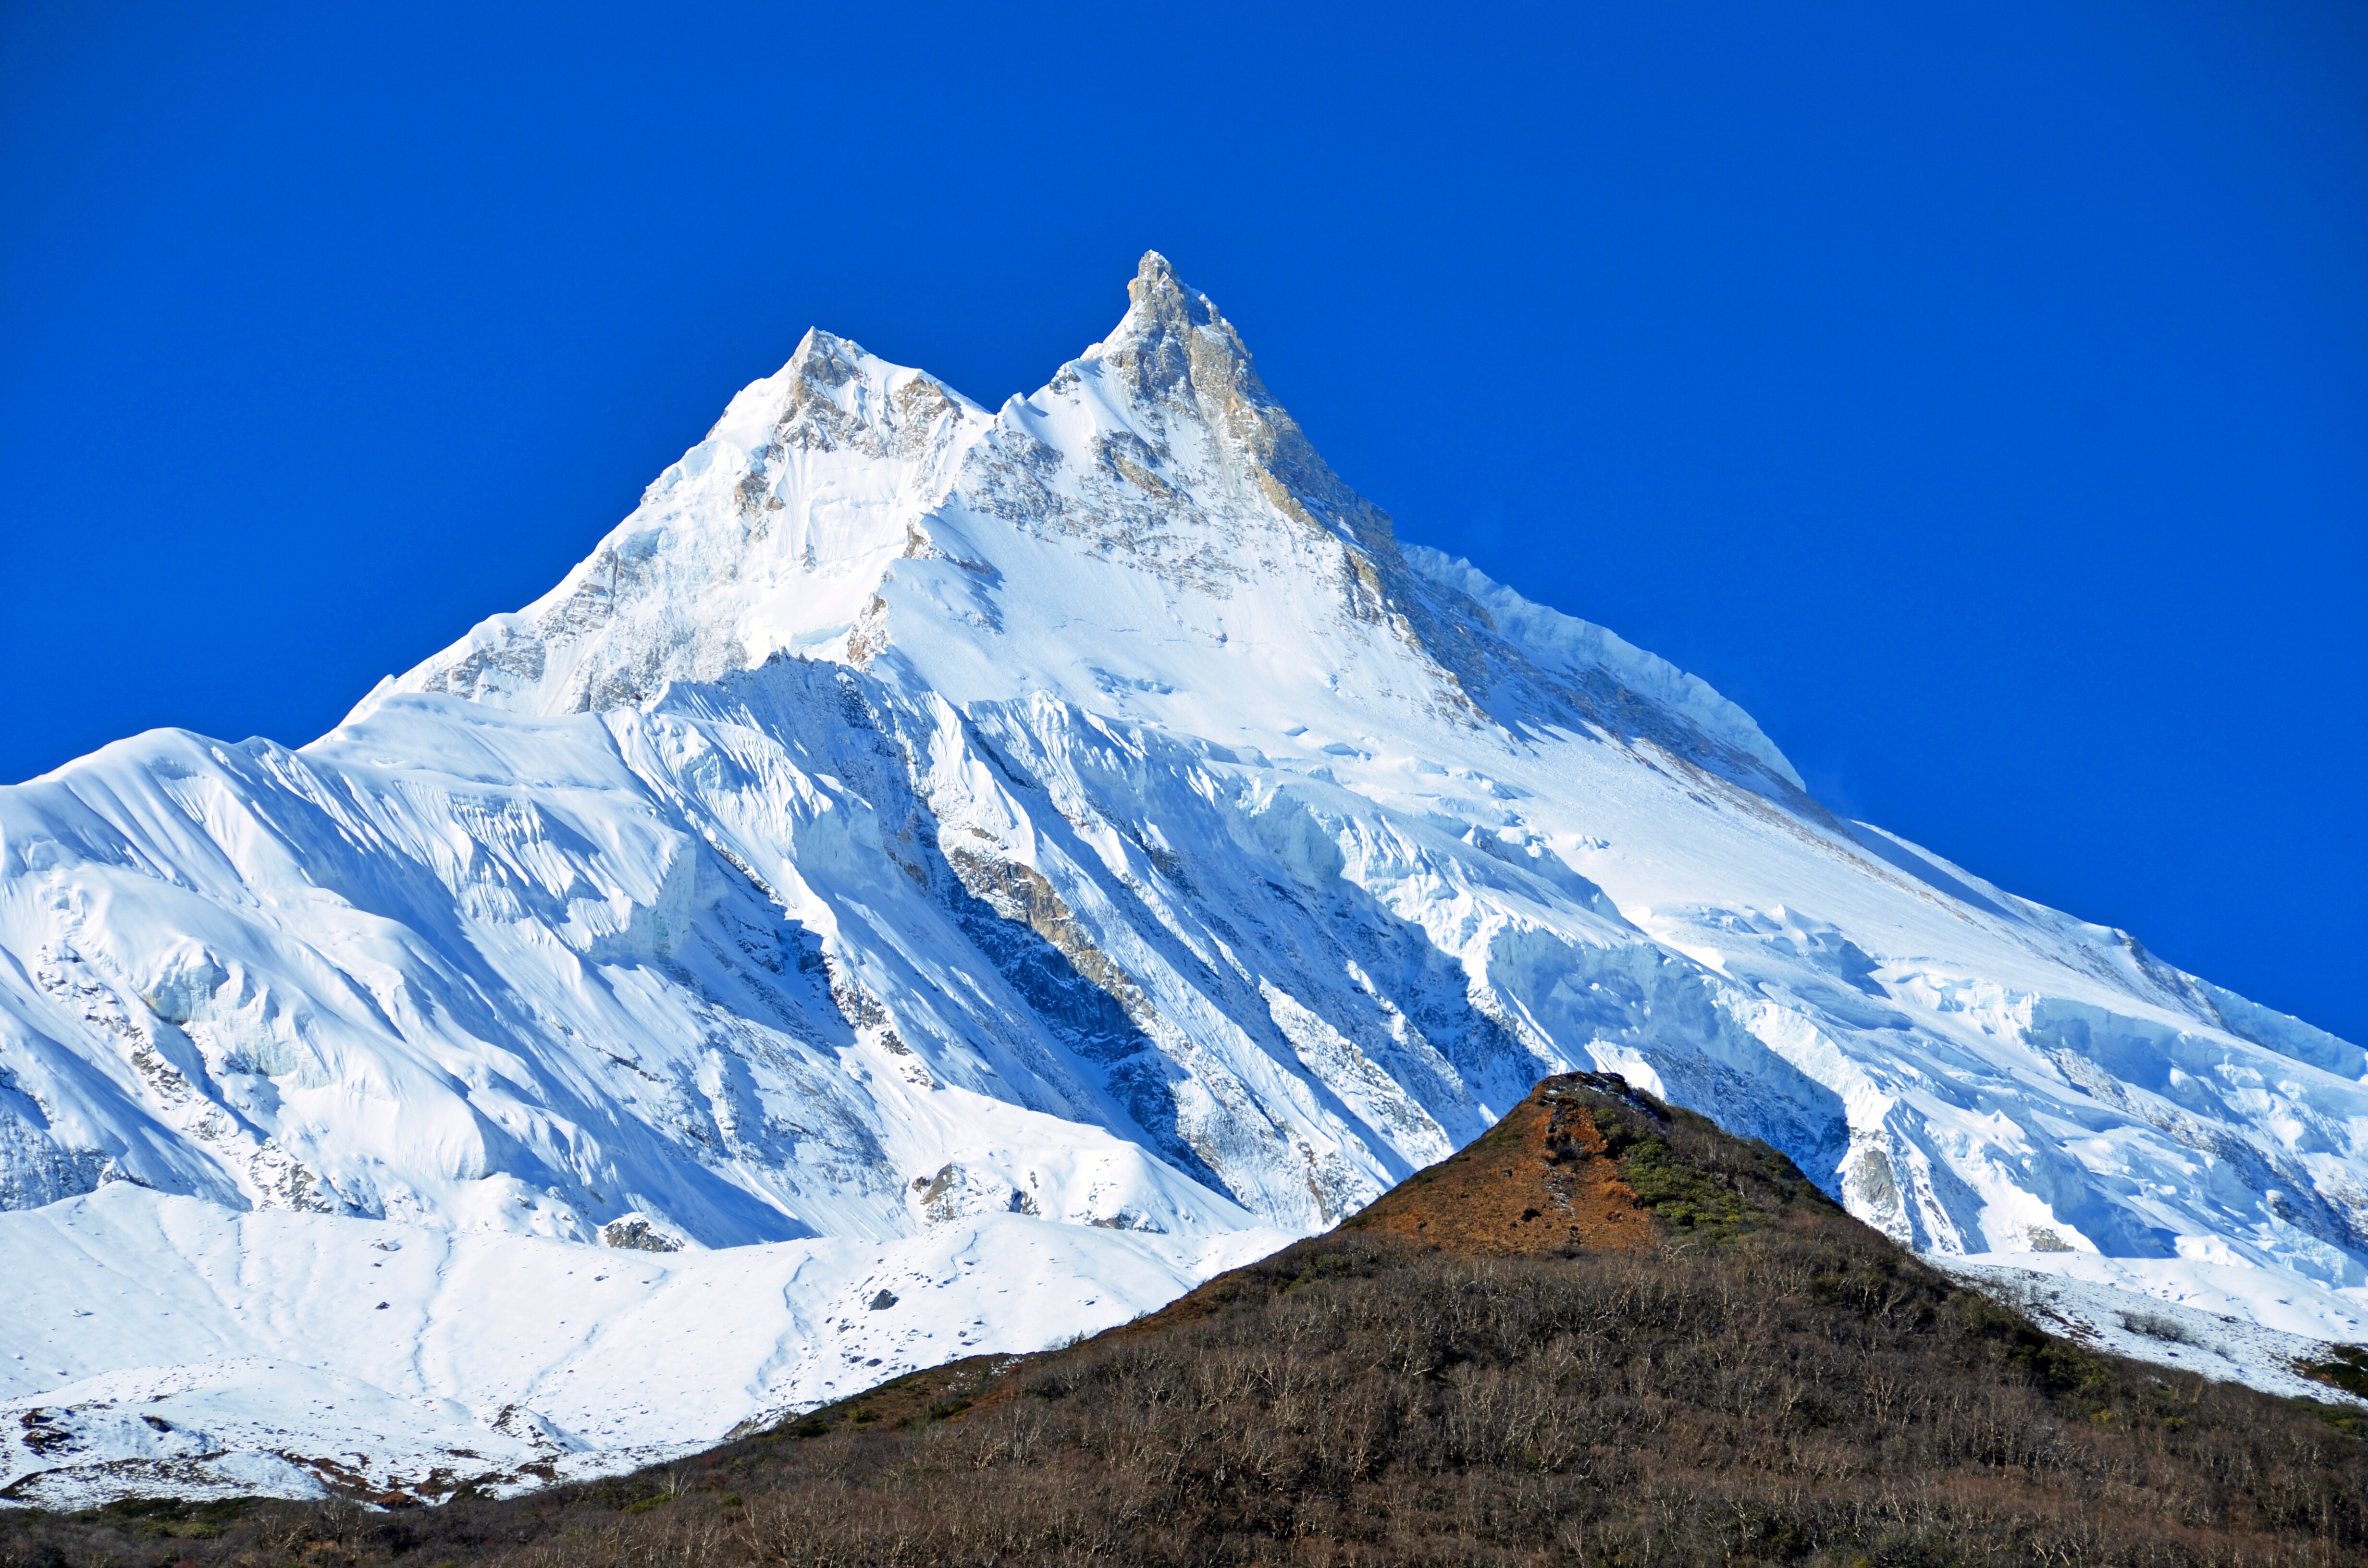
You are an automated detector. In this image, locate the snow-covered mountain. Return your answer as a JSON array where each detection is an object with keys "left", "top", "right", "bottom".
[{"left": 3, "top": 253, "right": 2361, "bottom": 1503}]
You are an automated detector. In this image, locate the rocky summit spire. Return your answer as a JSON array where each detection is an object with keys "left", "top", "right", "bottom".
[
  {"left": 1119, "top": 250, "right": 1231, "bottom": 343},
  {"left": 1096, "top": 250, "right": 1250, "bottom": 403},
  {"left": 1093, "top": 251, "right": 1394, "bottom": 556},
  {"left": 1126, "top": 248, "right": 1193, "bottom": 313}
]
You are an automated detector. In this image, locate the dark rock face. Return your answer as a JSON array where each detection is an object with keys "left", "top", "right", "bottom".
[{"left": 599, "top": 1219, "right": 683, "bottom": 1253}]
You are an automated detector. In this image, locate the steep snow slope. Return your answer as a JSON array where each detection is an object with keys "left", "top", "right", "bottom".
[{"left": 2, "top": 254, "right": 2361, "bottom": 1499}]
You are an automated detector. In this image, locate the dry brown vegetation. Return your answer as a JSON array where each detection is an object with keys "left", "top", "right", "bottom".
[{"left": 6, "top": 1074, "right": 2365, "bottom": 1567}]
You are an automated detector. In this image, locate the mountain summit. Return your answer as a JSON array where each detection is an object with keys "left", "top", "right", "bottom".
[
  {"left": 1, "top": 254, "right": 2361, "bottom": 1502},
  {"left": 366, "top": 252, "right": 1797, "bottom": 791}
]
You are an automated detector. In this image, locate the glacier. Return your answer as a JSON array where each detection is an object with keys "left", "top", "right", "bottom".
[{"left": 1, "top": 252, "right": 2361, "bottom": 1504}]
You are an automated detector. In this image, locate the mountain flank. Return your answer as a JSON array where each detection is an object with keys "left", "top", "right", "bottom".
[{"left": 7, "top": 1073, "right": 2363, "bottom": 1567}]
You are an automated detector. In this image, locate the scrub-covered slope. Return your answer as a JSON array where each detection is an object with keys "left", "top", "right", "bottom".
[
  {"left": 9, "top": 1075, "right": 2362, "bottom": 1568},
  {"left": 0, "top": 254, "right": 2361, "bottom": 1499}
]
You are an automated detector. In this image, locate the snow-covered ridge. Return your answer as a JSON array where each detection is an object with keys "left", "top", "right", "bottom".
[
  {"left": 2, "top": 251, "right": 2360, "bottom": 1501},
  {"left": 349, "top": 329, "right": 997, "bottom": 722},
  {"left": 1400, "top": 545, "right": 1804, "bottom": 789}
]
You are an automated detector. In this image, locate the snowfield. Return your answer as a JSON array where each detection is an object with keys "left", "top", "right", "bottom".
[
  {"left": 2, "top": 253, "right": 2360, "bottom": 1500},
  {"left": 0, "top": 1183, "right": 1282, "bottom": 1507}
]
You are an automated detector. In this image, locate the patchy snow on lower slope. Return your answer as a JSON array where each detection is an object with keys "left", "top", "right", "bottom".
[
  {"left": 1948, "top": 1253, "right": 2368, "bottom": 1408},
  {"left": 1, "top": 252, "right": 2362, "bottom": 1502}
]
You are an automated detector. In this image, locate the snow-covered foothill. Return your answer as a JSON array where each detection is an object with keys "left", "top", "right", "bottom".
[
  {"left": 0, "top": 1182, "right": 1283, "bottom": 1507},
  {"left": 1, "top": 252, "right": 2360, "bottom": 1500}
]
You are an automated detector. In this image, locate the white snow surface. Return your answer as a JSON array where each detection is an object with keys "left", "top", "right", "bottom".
[
  {"left": 3, "top": 253, "right": 2362, "bottom": 1500},
  {"left": 0, "top": 1183, "right": 1281, "bottom": 1507},
  {"left": 1398, "top": 546, "right": 1805, "bottom": 791},
  {"left": 1944, "top": 1251, "right": 2367, "bottom": 1407}
]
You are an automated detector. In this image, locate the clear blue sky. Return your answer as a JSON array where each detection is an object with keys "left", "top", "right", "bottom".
[{"left": 4, "top": 2, "right": 2362, "bottom": 1041}]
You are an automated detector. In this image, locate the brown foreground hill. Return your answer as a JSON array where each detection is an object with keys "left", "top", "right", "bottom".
[{"left": 5, "top": 1073, "right": 2365, "bottom": 1568}]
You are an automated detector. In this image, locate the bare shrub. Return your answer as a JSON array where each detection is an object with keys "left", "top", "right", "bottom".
[{"left": 2121, "top": 1308, "right": 2194, "bottom": 1343}]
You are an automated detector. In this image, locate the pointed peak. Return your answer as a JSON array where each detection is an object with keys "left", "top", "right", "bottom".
[
  {"left": 1067, "top": 250, "right": 1406, "bottom": 567},
  {"left": 1092, "top": 250, "right": 1253, "bottom": 405},
  {"left": 784, "top": 326, "right": 867, "bottom": 390},
  {"left": 1120, "top": 249, "right": 1220, "bottom": 335},
  {"left": 1129, "top": 248, "right": 1183, "bottom": 301}
]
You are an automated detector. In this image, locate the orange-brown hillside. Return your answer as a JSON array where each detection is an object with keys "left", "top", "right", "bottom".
[
  {"left": 1341, "top": 1068, "right": 1846, "bottom": 1256},
  {"left": 1342, "top": 1072, "right": 1660, "bottom": 1254}
]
